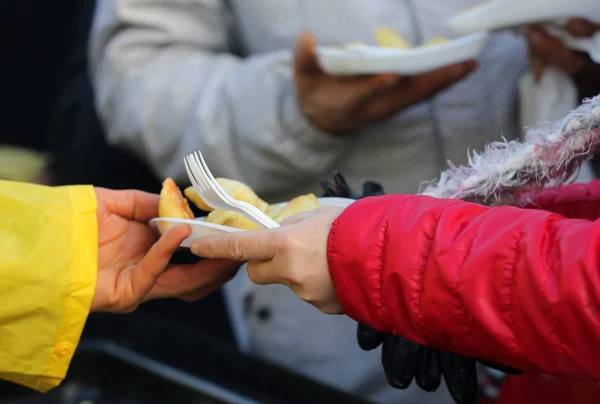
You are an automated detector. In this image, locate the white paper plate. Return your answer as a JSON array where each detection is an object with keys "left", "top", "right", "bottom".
[
  {"left": 150, "top": 197, "right": 355, "bottom": 248},
  {"left": 315, "top": 32, "right": 487, "bottom": 76},
  {"left": 448, "top": 0, "right": 599, "bottom": 35}
]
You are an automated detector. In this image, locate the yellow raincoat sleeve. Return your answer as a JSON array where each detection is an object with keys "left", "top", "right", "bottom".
[{"left": 0, "top": 180, "right": 97, "bottom": 392}]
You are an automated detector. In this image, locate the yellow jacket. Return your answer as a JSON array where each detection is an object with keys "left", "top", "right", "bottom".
[{"left": 0, "top": 180, "right": 97, "bottom": 392}]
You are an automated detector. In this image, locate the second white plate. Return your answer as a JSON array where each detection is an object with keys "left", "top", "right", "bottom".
[
  {"left": 448, "top": 0, "right": 599, "bottom": 35},
  {"left": 315, "top": 32, "right": 488, "bottom": 76}
]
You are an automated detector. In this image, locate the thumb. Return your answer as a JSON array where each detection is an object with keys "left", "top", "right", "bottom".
[
  {"left": 294, "top": 31, "right": 321, "bottom": 75},
  {"left": 129, "top": 224, "right": 192, "bottom": 301}
]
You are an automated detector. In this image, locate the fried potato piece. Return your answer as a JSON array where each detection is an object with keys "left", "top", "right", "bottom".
[
  {"left": 184, "top": 178, "right": 269, "bottom": 213},
  {"left": 273, "top": 193, "right": 320, "bottom": 223},
  {"left": 205, "top": 210, "right": 260, "bottom": 231},
  {"left": 159, "top": 177, "right": 194, "bottom": 219},
  {"left": 375, "top": 27, "right": 411, "bottom": 49},
  {"left": 205, "top": 194, "right": 320, "bottom": 230},
  {"left": 266, "top": 204, "right": 283, "bottom": 220},
  {"left": 345, "top": 41, "right": 368, "bottom": 47},
  {"left": 423, "top": 36, "right": 450, "bottom": 47}
]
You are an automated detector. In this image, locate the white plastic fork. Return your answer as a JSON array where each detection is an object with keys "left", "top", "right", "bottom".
[{"left": 184, "top": 152, "right": 280, "bottom": 229}]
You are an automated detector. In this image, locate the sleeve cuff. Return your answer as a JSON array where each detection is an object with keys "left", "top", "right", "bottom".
[
  {"left": 39, "top": 186, "right": 98, "bottom": 391},
  {"left": 327, "top": 196, "right": 413, "bottom": 333}
]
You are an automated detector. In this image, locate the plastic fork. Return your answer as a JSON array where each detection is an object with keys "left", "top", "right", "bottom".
[{"left": 184, "top": 152, "right": 280, "bottom": 229}]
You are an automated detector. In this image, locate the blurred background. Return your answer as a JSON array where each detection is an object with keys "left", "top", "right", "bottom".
[{"left": 1, "top": 1, "right": 599, "bottom": 404}]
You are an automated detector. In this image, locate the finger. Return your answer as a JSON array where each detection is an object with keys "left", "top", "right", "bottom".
[
  {"left": 97, "top": 188, "right": 161, "bottom": 222},
  {"left": 246, "top": 259, "right": 281, "bottom": 285},
  {"left": 528, "top": 29, "right": 587, "bottom": 76},
  {"left": 359, "top": 61, "right": 476, "bottom": 121},
  {"left": 294, "top": 31, "right": 321, "bottom": 76},
  {"left": 293, "top": 31, "right": 402, "bottom": 89},
  {"left": 293, "top": 32, "right": 402, "bottom": 104},
  {"left": 381, "top": 335, "right": 419, "bottom": 389},
  {"left": 356, "top": 323, "right": 385, "bottom": 350},
  {"left": 437, "top": 351, "right": 478, "bottom": 404},
  {"left": 129, "top": 224, "right": 192, "bottom": 301},
  {"left": 190, "top": 229, "right": 283, "bottom": 261},
  {"left": 566, "top": 18, "right": 600, "bottom": 38},
  {"left": 145, "top": 258, "right": 241, "bottom": 301},
  {"left": 415, "top": 347, "right": 442, "bottom": 392}
]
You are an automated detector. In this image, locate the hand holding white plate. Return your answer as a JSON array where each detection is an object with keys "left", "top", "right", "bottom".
[
  {"left": 150, "top": 197, "right": 355, "bottom": 248},
  {"left": 316, "top": 32, "right": 487, "bottom": 76}
]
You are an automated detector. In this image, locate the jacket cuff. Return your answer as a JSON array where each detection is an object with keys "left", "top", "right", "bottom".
[
  {"left": 327, "top": 196, "right": 414, "bottom": 333},
  {"left": 39, "top": 186, "right": 98, "bottom": 392}
]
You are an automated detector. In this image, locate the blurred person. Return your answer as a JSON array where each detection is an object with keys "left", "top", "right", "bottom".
[
  {"left": 88, "top": 1, "right": 596, "bottom": 402},
  {"left": 0, "top": 180, "right": 239, "bottom": 392}
]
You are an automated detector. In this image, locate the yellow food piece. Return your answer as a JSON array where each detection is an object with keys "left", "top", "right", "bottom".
[
  {"left": 205, "top": 194, "right": 321, "bottom": 230},
  {"left": 184, "top": 178, "right": 269, "bottom": 213},
  {"left": 160, "top": 176, "right": 321, "bottom": 231},
  {"left": 266, "top": 204, "right": 283, "bottom": 220},
  {"left": 159, "top": 177, "right": 194, "bottom": 219},
  {"left": 423, "top": 36, "right": 449, "bottom": 47},
  {"left": 375, "top": 27, "right": 411, "bottom": 49},
  {"left": 205, "top": 210, "right": 260, "bottom": 231},
  {"left": 345, "top": 41, "right": 368, "bottom": 47},
  {"left": 272, "top": 194, "right": 320, "bottom": 223}
]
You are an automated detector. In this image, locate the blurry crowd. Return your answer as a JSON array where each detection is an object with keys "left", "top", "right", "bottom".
[{"left": 2, "top": 1, "right": 599, "bottom": 403}]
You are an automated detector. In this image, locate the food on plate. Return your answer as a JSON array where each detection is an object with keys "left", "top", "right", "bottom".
[
  {"left": 266, "top": 204, "right": 283, "bottom": 220},
  {"left": 337, "top": 28, "right": 450, "bottom": 50},
  {"left": 159, "top": 177, "right": 194, "bottom": 220},
  {"left": 184, "top": 178, "right": 269, "bottom": 213},
  {"left": 375, "top": 27, "right": 411, "bottom": 48},
  {"left": 345, "top": 41, "right": 368, "bottom": 47},
  {"left": 424, "top": 36, "right": 450, "bottom": 46},
  {"left": 271, "top": 194, "right": 320, "bottom": 223},
  {"left": 159, "top": 177, "right": 321, "bottom": 231},
  {"left": 204, "top": 210, "right": 261, "bottom": 231}
]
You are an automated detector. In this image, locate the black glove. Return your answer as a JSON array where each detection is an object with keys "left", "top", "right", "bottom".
[
  {"left": 357, "top": 324, "right": 477, "bottom": 403},
  {"left": 320, "top": 172, "right": 521, "bottom": 404}
]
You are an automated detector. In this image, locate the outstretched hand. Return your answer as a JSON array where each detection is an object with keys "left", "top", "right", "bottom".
[
  {"left": 92, "top": 188, "right": 241, "bottom": 313},
  {"left": 190, "top": 206, "right": 344, "bottom": 314}
]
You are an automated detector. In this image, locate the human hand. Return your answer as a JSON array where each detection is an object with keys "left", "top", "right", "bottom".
[
  {"left": 92, "top": 188, "right": 240, "bottom": 313},
  {"left": 528, "top": 18, "right": 600, "bottom": 99},
  {"left": 190, "top": 206, "right": 344, "bottom": 314},
  {"left": 294, "top": 31, "right": 478, "bottom": 134}
]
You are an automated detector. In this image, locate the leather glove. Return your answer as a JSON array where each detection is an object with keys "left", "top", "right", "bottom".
[{"left": 320, "top": 172, "right": 521, "bottom": 404}]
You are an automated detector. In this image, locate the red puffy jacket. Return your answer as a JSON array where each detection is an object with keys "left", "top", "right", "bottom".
[{"left": 327, "top": 180, "right": 600, "bottom": 379}]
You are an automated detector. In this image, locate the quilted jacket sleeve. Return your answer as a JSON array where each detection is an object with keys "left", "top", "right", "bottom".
[
  {"left": 521, "top": 179, "right": 600, "bottom": 220},
  {"left": 327, "top": 194, "right": 600, "bottom": 378}
]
